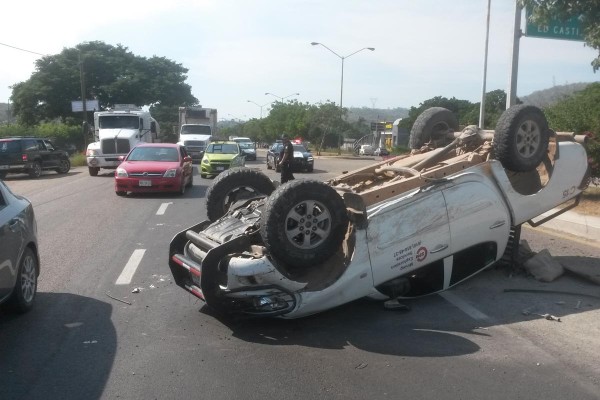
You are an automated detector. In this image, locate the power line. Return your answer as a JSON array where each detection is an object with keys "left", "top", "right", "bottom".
[{"left": 0, "top": 42, "right": 47, "bottom": 57}]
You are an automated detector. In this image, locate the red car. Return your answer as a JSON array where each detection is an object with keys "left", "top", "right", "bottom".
[{"left": 114, "top": 143, "right": 193, "bottom": 196}]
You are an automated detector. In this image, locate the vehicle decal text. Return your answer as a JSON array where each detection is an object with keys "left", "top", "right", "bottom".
[{"left": 391, "top": 240, "right": 422, "bottom": 270}]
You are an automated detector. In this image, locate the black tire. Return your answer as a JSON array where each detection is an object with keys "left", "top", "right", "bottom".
[
  {"left": 55, "top": 158, "right": 71, "bottom": 174},
  {"left": 6, "top": 247, "right": 37, "bottom": 313},
  {"left": 409, "top": 107, "right": 458, "bottom": 149},
  {"left": 493, "top": 105, "right": 550, "bottom": 172},
  {"left": 115, "top": 191, "right": 126, "bottom": 196},
  {"left": 307, "top": 165, "right": 314, "bottom": 172},
  {"left": 89, "top": 167, "right": 99, "bottom": 176},
  {"left": 260, "top": 180, "right": 349, "bottom": 268},
  {"left": 28, "top": 162, "right": 42, "bottom": 179},
  {"left": 200, "top": 173, "right": 207, "bottom": 179},
  {"left": 206, "top": 167, "right": 276, "bottom": 221}
]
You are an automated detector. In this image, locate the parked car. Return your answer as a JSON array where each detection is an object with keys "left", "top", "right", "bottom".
[
  {"left": 200, "top": 141, "right": 245, "bottom": 178},
  {"left": 167, "top": 105, "right": 589, "bottom": 319},
  {"left": 374, "top": 147, "right": 390, "bottom": 156},
  {"left": 359, "top": 144, "right": 374, "bottom": 156},
  {"left": 114, "top": 143, "right": 193, "bottom": 196},
  {"left": 0, "top": 136, "right": 71, "bottom": 179},
  {"left": 266, "top": 143, "right": 314, "bottom": 172},
  {"left": 0, "top": 179, "right": 39, "bottom": 313}
]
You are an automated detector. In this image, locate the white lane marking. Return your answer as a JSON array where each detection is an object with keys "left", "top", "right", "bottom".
[
  {"left": 116, "top": 249, "right": 146, "bottom": 285},
  {"left": 439, "top": 291, "right": 489, "bottom": 321},
  {"left": 156, "top": 202, "right": 173, "bottom": 215}
]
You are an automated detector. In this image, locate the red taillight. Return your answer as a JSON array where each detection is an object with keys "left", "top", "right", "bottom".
[{"left": 22, "top": 154, "right": 28, "bottom": 162}]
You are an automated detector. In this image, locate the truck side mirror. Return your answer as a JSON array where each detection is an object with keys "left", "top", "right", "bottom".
[{"left": 139, "top": 119, "right": 144, "bottom": 132}]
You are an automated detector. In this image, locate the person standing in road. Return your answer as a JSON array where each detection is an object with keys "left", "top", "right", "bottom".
[{"left": 279, "top": 134, "right": 295, "bottom": 184}]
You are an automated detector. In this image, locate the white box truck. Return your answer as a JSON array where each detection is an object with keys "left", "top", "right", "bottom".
[
  {"left": 177, "top": 106, "right": 217, "bottom": 163},
  {"left": 86, "top": 104, "right": 159, "bottom": 176}
]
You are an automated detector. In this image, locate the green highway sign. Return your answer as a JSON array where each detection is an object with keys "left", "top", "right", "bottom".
[{"left": 525, "top": 8, "right": 584, "bottom": 42}]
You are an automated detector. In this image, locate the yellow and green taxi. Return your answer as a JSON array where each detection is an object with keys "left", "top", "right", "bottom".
[{"left": 200, "top": 141, "right": 246, "bottom": 178}]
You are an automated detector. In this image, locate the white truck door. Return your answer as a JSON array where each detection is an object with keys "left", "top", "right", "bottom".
[
  {"left": 367, "top": 190, "right": 451, "bottom": 288},
  {"left": 442, "top": 180, "right": 511, "bottom": 287}
]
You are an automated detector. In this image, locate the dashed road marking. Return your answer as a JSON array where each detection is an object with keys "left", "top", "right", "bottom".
[
  {"left": 116, "top": 249, "right": 146, "bottom": 285},
  {"left": 156, "top": 202, "right": 173, "bottom": 215},
  {"left": 439, "top": 291, "right": 489, "bottom": 321}
]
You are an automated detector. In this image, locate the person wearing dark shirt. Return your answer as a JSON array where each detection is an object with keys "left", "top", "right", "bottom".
[{"left": 279, "top": 134, "right": 295, "bottom": 184}]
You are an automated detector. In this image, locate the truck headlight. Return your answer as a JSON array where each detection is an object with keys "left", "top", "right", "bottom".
[
  {"left": 87, "top": 149, "right": 99, "bottom": 156},
  {"left": 163, "top": 169, "right": 177, "bottom": 178},
  {"left": 116, "top": 167, "right": 128, "bottom": 177}
]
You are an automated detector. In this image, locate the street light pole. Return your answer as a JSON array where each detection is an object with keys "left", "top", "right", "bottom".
[
  {"left": 265, "top": 92, "right": 299, "bottom": 102},
  {"left": 311, "top": 42, "right": 375, "bottom": 152},
  {"left": 247, "top": 99, "right": 272, "bottom": 119}
]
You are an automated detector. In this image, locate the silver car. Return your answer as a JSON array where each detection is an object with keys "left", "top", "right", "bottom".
[{"left": 0, "top": 180, "right": 39, "bottom": 313}]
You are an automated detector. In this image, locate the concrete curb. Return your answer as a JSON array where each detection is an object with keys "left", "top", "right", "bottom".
[{"left": 534, "top": 209, "right": 600, "bottom": 242}]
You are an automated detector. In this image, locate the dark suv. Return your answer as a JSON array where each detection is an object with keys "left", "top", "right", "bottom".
[{"left": 0, "top": 137, "right": 71, "bottom": 179}]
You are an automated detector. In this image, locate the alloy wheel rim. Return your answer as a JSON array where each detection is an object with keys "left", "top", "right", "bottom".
[{"left": 285, "top": 199, "right": 332, "bottom": 249}]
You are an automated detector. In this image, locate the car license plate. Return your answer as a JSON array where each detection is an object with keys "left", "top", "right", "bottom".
[
  {"left": 216, "top": 166, "right": 224, "bottom": 171},
  {"left": 0, "top": 165, "right": 9, "bottom": 170},
  {"left": 139, "top": 180, "right": 152, "bottom": 187}
]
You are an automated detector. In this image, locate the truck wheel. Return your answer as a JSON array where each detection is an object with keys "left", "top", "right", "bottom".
[
  {"left": 260, "top": 180, "right": 349, "bottom": 268},
  {"left": 493, "top": 105, "right": 550, "bottom": 172},
  {"left": 55, "top": 158, "right": 71, "bottom": 174},
  {"left": 89, "top": 167, "right": 99, "bottom": 176},
  {"left": 206, "top": 167, "right": 276, "bottom": 221},
  {"left": 409, "top": 107, "right": 458, "bottom": 149},
  {"left": 28, "top": 162, "right": 42, "bottom": 179}
]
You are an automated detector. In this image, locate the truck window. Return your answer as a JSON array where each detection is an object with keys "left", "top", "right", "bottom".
[
  {"left": 99, "top": 115, "right": 140, "bottom": 129},
  {"left": 181, "top": 125, "right": 212, "bottom": 135}
]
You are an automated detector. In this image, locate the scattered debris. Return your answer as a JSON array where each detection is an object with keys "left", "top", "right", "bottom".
[
  {"left": 521, "top": 308, "right": 561, "bottom": 322},
  {"left": 523, "top": 249, "right": 564, "bottom": 282},
  {"left": 132, "top": 287, "right": 142, "bottom": 293},
  {"left": 149, "top": 284, "right": 156, "bottom": 289},
  {"left": 83, "top": 340, "right": 98, "bottom": 344},
  {"left": 576, "top": 300, "right": 582, "bottom": 309},
  {"left": 105, "top": 291, "right": 132, "bottom": 305},
  {"left": 355, "top": 363, "right": 368, "bottom": 369},
  {"left": 383, "top": 299, "right": 411, "bottom": 311}
]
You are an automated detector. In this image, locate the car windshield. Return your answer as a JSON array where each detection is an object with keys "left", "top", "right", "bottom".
[
  {"left": 206, "top": 143, "right": 239, "bottom": 154},
  {"left": 238, "top": 142, "right": 254, "bottom": 149},
  {"left": 127, "top": 147, "right": 179, "bottom": 162},
  {"left": 293, "top": 145, "right": 307, "bottom": 152},
  {"left": 99, "top": 115, "right": 140, "bottom": 129},
  {"left": 271, "top": 144, "right": 283, "bottom": 152}
]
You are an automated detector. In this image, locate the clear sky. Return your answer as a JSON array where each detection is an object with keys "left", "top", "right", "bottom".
[{"left": 1, "top": 0, "right": 598, "bottom": 120}]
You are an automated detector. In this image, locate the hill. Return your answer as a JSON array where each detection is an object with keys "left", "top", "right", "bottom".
[{"left": 520, "top": 82, "right": 591, "bottom": 109}]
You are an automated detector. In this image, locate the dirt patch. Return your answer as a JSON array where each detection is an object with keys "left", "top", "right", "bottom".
[{"left": 577, "top": 186, "right": 600, "bottom": 216}]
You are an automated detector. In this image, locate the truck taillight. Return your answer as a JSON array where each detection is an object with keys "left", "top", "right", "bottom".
[{"left": 22, "top": 154, "right": 28, "bottom": 162}]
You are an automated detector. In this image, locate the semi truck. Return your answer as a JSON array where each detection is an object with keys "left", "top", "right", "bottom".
[
  {"left": 86, "top": 105, "right": 159, "bottom": 176},
  {"left": 177, "top": 106, "right": 218, "bottom": 162}
]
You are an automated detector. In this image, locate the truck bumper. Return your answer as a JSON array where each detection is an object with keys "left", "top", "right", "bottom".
[{"left": 87, "top": 156, "right": 122, "bottom": 169}]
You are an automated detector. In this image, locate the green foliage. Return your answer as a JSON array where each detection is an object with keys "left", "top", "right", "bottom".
[
  {"left": 10, "top": 41, "right": 198, "bottom": 125},
  {"left": 0, "top": 122, "right": 84, "bottom": 150},
  {"left": 520, "top": 0, "right": 600, "bottom": 70},
  {"left": 70, "top": 152, "right": 87, "bottom": 167}
]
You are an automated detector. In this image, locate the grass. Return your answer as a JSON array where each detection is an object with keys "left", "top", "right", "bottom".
[{"left": 70, "top": 152, "right": 87, "bottom": 167}]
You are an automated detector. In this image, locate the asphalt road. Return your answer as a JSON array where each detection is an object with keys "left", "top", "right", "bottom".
[{"left": 1, "top": 150, "right": 599, "bottom": 400}]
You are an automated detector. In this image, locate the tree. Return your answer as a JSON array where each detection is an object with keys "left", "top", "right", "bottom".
[
  {"left": 10, "top": 41, "right": 198, "bottom": 125},
  {"left": 520, "top": 0, "right": 600, "bottom": 70}
]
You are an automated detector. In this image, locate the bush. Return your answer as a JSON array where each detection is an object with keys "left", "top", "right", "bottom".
[
  {"left": 0, "top": 122, "right": 85, "bottom": 152},
  {"left": 586, "top": 134, "right": 600, "bottom": 185},
  {"left": 70, "top": 152, "right": 87, "bottom": 167}
]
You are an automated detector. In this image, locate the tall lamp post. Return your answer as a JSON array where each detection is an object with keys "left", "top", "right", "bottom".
[
  {"left": 265, "top": 92, "right": 299, "bottom": 102},
  {"left": 247, "top": 100, "right": 272, "bottom": 119},
  {"left": 311, "top": 42, "right": 375, "bottom": 152}
]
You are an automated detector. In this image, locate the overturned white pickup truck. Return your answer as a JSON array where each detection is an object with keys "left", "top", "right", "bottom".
[{"left": 168, "top": 105, "right": 590, "bottom": 318}]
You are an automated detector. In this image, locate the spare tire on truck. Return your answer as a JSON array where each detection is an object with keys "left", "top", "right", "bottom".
[
  {"left": 493, "top": 105, "right": 550, "bottom": 172},
  {"left": 409, "top": 107, "right": 459, "bottom": 149},
  {"left": 260, "top": 180, "right": 349, "bottom": 269},
  {"left": 206, "top": 167, "right": 276, "bottom": 221}
]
